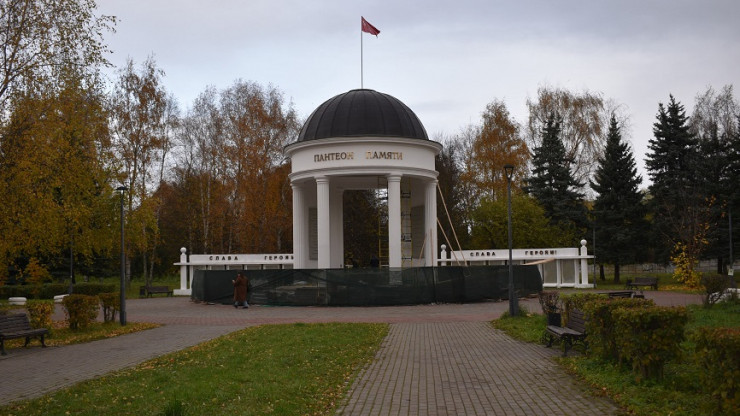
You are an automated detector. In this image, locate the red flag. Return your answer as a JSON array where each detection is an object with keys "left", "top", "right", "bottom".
[{"left": 361, "top": 17, "right": 380, "bottom": 36}]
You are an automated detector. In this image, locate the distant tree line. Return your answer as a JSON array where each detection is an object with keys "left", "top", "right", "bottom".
[{"left": 0, "top": 1, "right": 737, "bottom": 288}]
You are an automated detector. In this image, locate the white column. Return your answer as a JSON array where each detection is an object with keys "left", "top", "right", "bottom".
[
  {"left": 172, "top": 247, "right": 191, "bottom": 296},
  {"left": 387, "top": 174, "right": 402, "bottom": 268},
  {"left": 330, "top": 188, "right": 344, "bottom": 268},
  {"left": 424, "top": 180, "right": 438, "bottom": 266},
  {"left": 291, "top": 183, "right": 305, "bottom": 269},
  {"left": 579, "top": 239, "right": 590, "bottom": 287},
  {"left": 180, "top": 248, "right": 188, "bottom": 289},
  {"left": 316, "top": 176, "right": 331, "bottom": 268}
]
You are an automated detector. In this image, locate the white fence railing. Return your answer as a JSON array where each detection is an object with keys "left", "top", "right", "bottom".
[
  {"left": 173, "top": 240, "right": 594, "bottom": 295},
  {"left": 437, "top": 240, "right": 594, "bottom": 288}
]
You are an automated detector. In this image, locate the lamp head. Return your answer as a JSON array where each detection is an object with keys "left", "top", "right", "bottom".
[
  {"left": 503, "top": 164, "right": 514, "bottom": 181},
  {"left": 116, "top": 185, "right": 128, "bottom": 192}
]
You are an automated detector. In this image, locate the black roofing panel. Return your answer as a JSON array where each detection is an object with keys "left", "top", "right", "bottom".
[{"left": 297, "top": 89, "right": 428, "bottom": 141}]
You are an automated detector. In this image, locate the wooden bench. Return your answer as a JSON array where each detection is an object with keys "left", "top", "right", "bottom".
[
  {"left": 545, "top": 308, "right": 587, "bottom": 356},
  {"left": 600, "top": 291, "right": 636, "bottom": 298},
  {"left": 625, "top": 277, "right": 659, "bottom": 290},
  {"left": 0, "top": 314, "right": 49, "bottom": 355},
  {"left": 140, "top": 285, "right": 173, "bottom": 297}
]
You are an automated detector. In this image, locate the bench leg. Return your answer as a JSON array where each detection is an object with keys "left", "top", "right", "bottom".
[
  {"left": 546, "top": 333, "right": 554, "bottom": 348},
  {"left": 562, "top": 336, "right": 572, "bottom": 357},
  {"left": 1, "top": 339, "right": 6, "bottom": 355}
]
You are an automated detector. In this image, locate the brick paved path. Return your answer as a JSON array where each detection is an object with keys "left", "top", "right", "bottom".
[
  {"left": 0, "top": 291, "right": 701, "bottom": 412},
  {"left": 336, "top": 322, "right": 619, "bottom": 415}
]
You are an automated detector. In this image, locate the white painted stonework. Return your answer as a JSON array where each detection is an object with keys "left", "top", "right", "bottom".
[{"left": 284, "top": 136, "right": 442, "bottom": 270}]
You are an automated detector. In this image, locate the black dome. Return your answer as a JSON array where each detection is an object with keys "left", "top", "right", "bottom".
[{"left": 297, "top": 89, "right": 428, "bottom": 141}]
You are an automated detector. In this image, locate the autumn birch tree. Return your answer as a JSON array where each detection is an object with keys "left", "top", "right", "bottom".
[
  {"left": 108, "top": 56, "right": 177, "bottom": 283},
  {"left": 220, "top": 81, "right": 298, "bottom": 253},
  {"left": 525, "top": 86, "right": 611, "bottom": 188}
]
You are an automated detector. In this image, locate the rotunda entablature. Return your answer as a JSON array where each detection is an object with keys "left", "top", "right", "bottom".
[{"left": 285, "top": 136, "right": 441, "bottom": 183}]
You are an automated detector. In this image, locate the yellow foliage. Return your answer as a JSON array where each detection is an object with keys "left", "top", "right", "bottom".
[
  {"left": 24, "top": 257, "right": 52, "bottom": 284},
  {"left": 671, "top": 242, "right": 702, "bottom": 289}
]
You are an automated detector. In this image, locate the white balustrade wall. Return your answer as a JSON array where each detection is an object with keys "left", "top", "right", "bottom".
[
  {"left": 173, "top": 240, "right": 593, "bottom": 295},
  {"left": 437, "top": 240, "right": 594, "bottom": 288}
]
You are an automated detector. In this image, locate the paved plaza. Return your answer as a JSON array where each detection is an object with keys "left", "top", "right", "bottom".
[{"left": 0, "top": 291, "right": 702, "bottom": 414}]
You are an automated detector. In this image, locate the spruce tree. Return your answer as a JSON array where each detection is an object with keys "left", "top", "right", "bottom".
[
  {"left": 696, "top": 123, "right": 730, "bottom": 272},
  {"left": 590, "top": 116, "right": 645, "bottom": 283},
  {"left": 727, "top": 115, "right": 740, "bottom": 270},
  {"left": 646, "top": 95, "right": 710, "bottom": 285},
  {"left": 526, "top": 113, "right": 587, "bottom": 237}
]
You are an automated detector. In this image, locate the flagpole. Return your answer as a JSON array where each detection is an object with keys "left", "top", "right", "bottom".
[{"left": 360, "top": 17, "right": 364, "bottom": 89}]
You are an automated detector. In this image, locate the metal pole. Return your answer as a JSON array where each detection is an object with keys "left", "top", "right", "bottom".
[
  {"left": 505, "top": 165, "right": 518, "bottom": 316},
  {"left": 118, "top": 186, "right": 127, "bottom": 326},
  {"left": 730, "top": 207, "right": 734, "bottom": 276}
]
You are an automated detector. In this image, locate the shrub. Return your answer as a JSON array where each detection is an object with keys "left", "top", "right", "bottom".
[
  {"left": 0, "top": 283, "right": 116, "bottom": 299},
  {"left": 582, "top": 297, "right": 654, "bottom": 361},
  {"left": 613, "top": 306, "right": 689, "bottom": 381},
  {"left": 37, "top": 283, "right": 71, "bottom": 299},
  {"left": 26, "top": 299, "right": 54, "bottom": 332},
  {"left": 560, "top": 292, "right": 606, "bottom": 323},
  {"left": 71, "top": 283, "right": 117, "bottom": 296},
  {"left": 537, "top": 291, "right": 561, "bottom": 314},
  {"left": 62, "top": 294, "right": 100, "bottom": 329},
  {"left": 694, "top": 327, "right": 740, "bottom": 416},
  {"left": 99, "top": 292, "right": 120, "bottom": 323}
]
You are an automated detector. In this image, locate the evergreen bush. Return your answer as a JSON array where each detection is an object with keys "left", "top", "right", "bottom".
[
  {"left": 582, "top": 297, "right": 654, "bottom": 361},
  {"left": 0, "top": 283, "right": 115, "bottom": 299},
  {"left": 612, "top": 306, "right": 688, "bottom": 381},
  {"left": 693, "top": 326, "right": 740, "bottom": 416},
  {"left": 559, "top": 292, "right": 606, "bottom": 323}
]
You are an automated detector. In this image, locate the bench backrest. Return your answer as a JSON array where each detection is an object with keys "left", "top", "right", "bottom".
[
  {"left": 0, "top": 314, "right": 31, "bottom": 333},
  {"left": 634, "top": 277, "right": 657, "bottom": 284},
  {"left": 566, "top": 309, "right": 586, "bottom": 333}
]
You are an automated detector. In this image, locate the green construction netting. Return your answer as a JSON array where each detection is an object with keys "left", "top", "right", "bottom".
[{"left": 191, "top": 266, "right": 543, "bottom": 306}]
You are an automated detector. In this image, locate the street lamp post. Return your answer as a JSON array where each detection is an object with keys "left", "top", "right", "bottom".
[
  {"left": 116, "top": 185, "right": 128, "bottom": 326},
  {"left": 504, "top": 164, "right": 519, "bottom": 317},
  {"left": 729, "top": 206, "right": 734, "bottom": 276}
]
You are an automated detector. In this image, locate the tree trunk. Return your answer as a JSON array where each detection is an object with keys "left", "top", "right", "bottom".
[
  {"left": 613, "top": 263, "right": 620, "bottom": 283},
  {"left": 717, "top": 257, "right": 724, "bottom": 274},
  {"left": 599, "top": 264, "right": 605, "bottom": 281}
]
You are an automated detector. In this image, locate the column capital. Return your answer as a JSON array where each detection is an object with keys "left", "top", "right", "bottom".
[{"left": 386, "top": 173, "right": 402, "bottom": 183}]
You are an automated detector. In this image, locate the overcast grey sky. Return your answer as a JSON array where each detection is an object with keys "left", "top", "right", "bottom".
[{"left": 97, "top": 0, "right": 740, "bottom": 184}]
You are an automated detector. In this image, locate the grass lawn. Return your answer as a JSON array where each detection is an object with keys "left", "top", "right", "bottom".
[
  {"left": 493, "top": 300, "right": 740, "bottom": 416},
  {"left": 1, "top": 322, "right": 388, "bottom": 416}
]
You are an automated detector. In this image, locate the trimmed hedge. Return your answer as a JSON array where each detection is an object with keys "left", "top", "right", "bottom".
[
  {"left": 0, "top": 283, "right": 116, "bottom": 299},
  {"left": 62, "top": 294, "right": 100, "bottom": 329},
  {"left": 694, "top": 327, "right": 740, "bottom": 416},
  {"left": 582, "top": 297, "right": 655, "bottom": 361},
  {"left": 99, "top": 292, "right": 120, "bottom": 323},
  {"left": 612, "top": 306, "right": 688, "bottom": 381},
  {"left": 26, "top": 299, "right": 54, "bottom": 333},
  {"left": 560, "top": 292, "right": 607, "bottom": 324}
]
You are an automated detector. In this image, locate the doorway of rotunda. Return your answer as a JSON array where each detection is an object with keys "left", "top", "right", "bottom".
[{"left": 342, "top": 176, "right": 426, "bottom": 268}]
